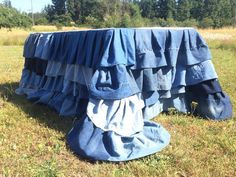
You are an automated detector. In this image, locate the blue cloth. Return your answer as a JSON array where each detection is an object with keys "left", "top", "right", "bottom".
[
  {"left": 187, "top": 79, "right": 232, "bottom": 120},
  {"left": 67, "top": 115, "right": 170, "bottom": 161},
  {"left": 23, "top": 28, "right": 210, "bottom": 68},
  {"left": 17, "top": 59, "right": 218, "bottom": 100},
  {"left": 16, "top": 28, "right": 233, "bottom": 161}
]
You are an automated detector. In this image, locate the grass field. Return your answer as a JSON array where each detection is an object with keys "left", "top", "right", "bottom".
[{"left": 0, "top": 26, "right": 235, "bottom": 177}]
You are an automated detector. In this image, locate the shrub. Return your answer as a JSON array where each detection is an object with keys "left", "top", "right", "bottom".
[
  {"left": 34, "top": 17, "right": 49, "bottom": 25},
  {"left": 152, "top": 18, "right": 177, "bottom": 27},
  {"left": 103, "top": 14, "right": 120, "bottom": 28},
  {"left": 180, "top": 19, "right": 199, "bottom": 28},
  {"left": 120, "top": 13, "right": 131, "bottom": 27},
  {"left": 199, "top": 17, "right": 214, "bottom": 29},
  {"left": 84, "top": 15, "right": 101, "bottom": 28},
  {"left": 52, "top": 14, "right": 72, "bottom": 27},
  {"left": 0, "top": 5, "right": 32, "bottom": 29}
]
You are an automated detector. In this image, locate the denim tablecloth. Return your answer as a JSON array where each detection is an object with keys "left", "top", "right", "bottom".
[{"left": 16, "top": 28, "right": 232, "bottom": 161}]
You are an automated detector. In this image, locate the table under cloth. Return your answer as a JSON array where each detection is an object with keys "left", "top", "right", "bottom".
[{"left": 16, "top": 28, "right": 232, "bottom": 161}]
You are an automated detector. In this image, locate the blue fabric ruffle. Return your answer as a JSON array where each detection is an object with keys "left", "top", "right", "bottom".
[
  {"left": 19, "top": 59, "right": 217, "bottom": 100},
  {"left": 17, "top": 28, "right": 233, "bottom": 162},
  {"left": 67, "top": 115, "right": 170, "bottom": 161},
  {"left": 24, "top": 28, "right": 210, "bottom": 68}
]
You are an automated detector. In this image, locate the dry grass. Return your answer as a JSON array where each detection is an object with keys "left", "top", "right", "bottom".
[
  {"left": 1, "top": 25, "right": 235, "bottom": 45},
  {"left": 0, "top": 28, "right": 29, "bottom": 46},
  {"left": 198, "top": 28, "right": 236, "bottom": 51},
  {"left": 31, "top": 25, "right": 90, "bottom": 32},
  {"left": 198, "top": 27, "right": 236, "bottom": 40},
  {"left": 0, "top": 26, "right": 235, "bottom": 177},
  {"left": 0, "top": 26, "right": 90, "bottom": 46}
]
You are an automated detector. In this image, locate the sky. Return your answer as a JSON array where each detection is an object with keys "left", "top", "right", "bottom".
[{"left": 1, "top": 0, "right": 52, "bottom": 13}]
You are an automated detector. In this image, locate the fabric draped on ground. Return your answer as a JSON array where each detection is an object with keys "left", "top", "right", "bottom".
[{"left": 16, "top": 28, "right": 232, "bottom": 161}]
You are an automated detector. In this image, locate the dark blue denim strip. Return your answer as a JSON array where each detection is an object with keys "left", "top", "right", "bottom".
[{"left": 24, "top": 58, "right": 48, "bottom": 75}]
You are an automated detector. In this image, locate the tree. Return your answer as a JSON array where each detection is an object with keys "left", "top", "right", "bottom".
[
  {"left": 67, "top": 0, "right": 83, "bottom": 22},
  {"left": 0, "top": 4, "right": 32, "bottom": 28},
  {"left": 157, "top": 0, "right": 177, "bottom": 19},
  {"left": 81, "top": 0, "right": 106, "bottom": 23},
  {"left": 44, "top": 0, "right": 72, "bottom": 25},
  {"left": 138, "top": 0, "right": 157, "bottom": 19},
  {"left": 190, "top": 0, "right": 204, "bottom": 21},
  {"left": 43, "top": 0, "right": 235, "bottom": 28},
  {"left": 232, "top": 0, "right": 236, "bottom": 27},
  {"left": 31, "top": 12, "right": 49, "bottom": 25},
  {"left": 43, "top": 4, "right": 55, "bottom": 22},
  {"left": 120, "top": 2, "right": 143, "bottom": 27},
  {"left": 204, "top": 0, "right": 232, "bottom": 28},
  {"left": 3, "top": 0, "right": 12, "bottom": 8},
  {"left": 52, "top": 0, "right": 66, "bottom": 15},
  {"left": 176, "top": 0, "right": 191, "bottom": 21}
]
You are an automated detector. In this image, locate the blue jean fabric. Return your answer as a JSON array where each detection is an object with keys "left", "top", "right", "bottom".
[
  {"left": 67, "top": 115, "right": 170, "bottom": 161},
  {"left": 23, "top": 28, "right": 210, "bottom": 68},
  {"left": 19, "top": 59, "right": 217, "bottom": 100},
  {"left": 16, "top": 28, "right": 233, "bottom": 161}
]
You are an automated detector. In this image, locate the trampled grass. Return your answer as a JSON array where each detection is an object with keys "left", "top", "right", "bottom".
[{"left": 0, "top": 27, "right": 236, "bottom": 177}]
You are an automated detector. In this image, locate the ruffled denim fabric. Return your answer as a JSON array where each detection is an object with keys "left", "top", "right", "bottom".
[{"left": 16, "top": 28, "right": 232, "bottom": 161}]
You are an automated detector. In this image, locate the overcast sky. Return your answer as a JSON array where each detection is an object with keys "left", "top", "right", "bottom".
[{"left": 1, "top": 0, "right": 52, "bottom": 12}]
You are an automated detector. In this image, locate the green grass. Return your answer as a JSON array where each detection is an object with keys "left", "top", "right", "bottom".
[
  {"left": 0, "top": 30, "right": 236, "bottom": 177},
  {"left": 207, "top": 39, "right": 236, "bottom": 51}
]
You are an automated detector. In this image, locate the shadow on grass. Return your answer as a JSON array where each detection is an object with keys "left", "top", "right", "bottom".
[
  {"left": 0, "top": 82, "right": 122, "bottom": 164},
  {"left": 0, "top": 82, "right": 74, "bottom": 134}
]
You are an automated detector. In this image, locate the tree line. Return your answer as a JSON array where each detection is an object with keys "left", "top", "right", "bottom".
[
  {"left": 1, "top": 0, "right": 236, "bottom": 29},
  {"left": 44, "top": 0, "right": 236, "bottom": 28}
]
